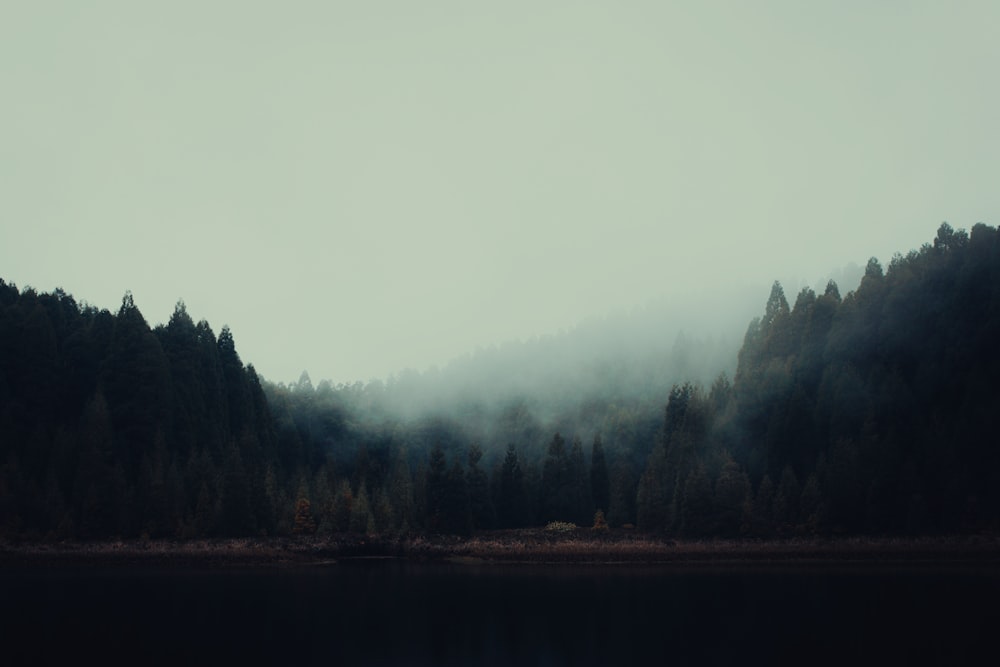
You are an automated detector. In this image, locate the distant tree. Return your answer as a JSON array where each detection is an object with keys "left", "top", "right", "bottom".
[
  {"left": 774, "top": 466, "right": 800, "bottom": 529},
  {"left": 74, "top": 391, "right": 120, "bottom": 538},
  {"left": 713, "top": 455, "right": 750, "bottom": 536},
  {"left": 467, "top": 444, "right": 493, "bottom": 531},
  {"left": 824, "top": 279, "right": 841, "bottom": 302},
  {"left": 750, "top": 474, "right": 775, "bottom": 536},
  {"left": 680, "top": 464, "right": 713, "bottom": 537},
  {"left": 590, "top": 434, "right": 610, "bottom": 515},
  {"left": 217, "top": 326, "right": 252, "bottom": 442},
  {"left": 193, "top": 482, "right": 215, "bottom": 537},
  {"left": 331, "top": 480, "right": 353, "bottom": 533},
  {"left": 442, "top": 459, "right": 471, "bottom": 535},
  {"left": 102, "top": 292, "right": 172, "bottom": 471},
  {"left": 541, "top": 433, "right": 573, "bottom": 522},
  {"left": 762, "top": 281, "right": 790, "bottom": 333},
  {"left": 636, "top": 444, "right": 669, "bottom": 531},
  {"left": 350, "top": 483, "right": 373, "bottom": 535},
  {"left": 386, "top": 447, "right": 414, "bottom": 532},
  {"left": 373, "top": 488, "right": 393, "bottom": 533},
  {"left": 497, "top": 445, "right": 527, "bottom": 528},
  {"left": 800, "top": 473, "right": 822, "bottom": 531},
  {"left": 568, "top": 436, "right": 591, "bottom": 525},
  {"left": 219, "top": 446, "right": 254, "bottom": 536},
  {"left": 425, "top": 444, "right": 448, "bottom": 533},
  {"left": 607, "top": 461, "right": 636, "bottom": 528}
]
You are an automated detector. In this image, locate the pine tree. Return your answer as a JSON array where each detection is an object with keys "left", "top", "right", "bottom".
[
  {"left": 332, "top": 479, "right": 353, "bottom": 533},
  {"left": 425, "top": 444, "right": 448, "bottom": 533},
  {"left": 590, "top": 434, "right": 610, "bottom": 515},
  {"left": 102, "top": 293, "right": 172, "bottom": 472},
  {"left": 497, "top": 444, "right": 527, "bottom": 528},
  {"left": 774, "top": 466, "right": 800, "bottom": 530},
  {"left": 541, "top": 433, "right": 572, "bottom": 522},
  {"left": 219, "top": 446, "right": 254, "bottom": 536},
  {"left": 568, "top": 436, "right": 591, "bottom": 525},
  {"left": 607, "top": 462, "right": 636, "bottom": 528},
  {"left": 466, "top": 444, "right": 493, "bottom": 531},
  {"left": 751, "top": 474, "right": 775, "bottom": 536},
  {"left": 713, "top": 455, "right": 750, "bottom": 536},
  {"left": 350, "top": 483, "right": 373, "bottom": 535},
  {"left": 636, "top": 444, "right": 669, "bottom": 531},
  {"left": 443, "top": 459, "right": 471, "bottom": 535},
  {"left": 800, "top": 473, "right": 822, "bottom": 531},
  {"left": 386, "top": 447, "right": 414, "bottom": 532},
  {"left": 680, "top": 464, "right": 713, "bottom": 537}
]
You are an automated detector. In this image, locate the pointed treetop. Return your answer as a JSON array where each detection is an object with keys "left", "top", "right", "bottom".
[
  {"left": 120, "top": 291, "right": 135, "bottom": 313},
  {"left": 864, "top": 257, "right": 883, "bottom": 280},
  {"left": 297, "top": 370, "right": 314, "bottom": 393},
  {"left": 762, "top": 281, "right": 790, "bottom": 329},
  {"left": 218, "top": 325, "right": 234, "bottom": 349},
  {"left": 169, "top": 299, "right": 195, "bottom": 329},
  {"left": 824, "top": 279, "right": 841, "bottom": 301},
  {"left": 468, "top": 443, "right": 483, "bottom": 467}
]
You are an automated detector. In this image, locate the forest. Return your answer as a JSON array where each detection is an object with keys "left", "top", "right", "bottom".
[{"left": 1, "top": 222, "right": 998, "bottom": 540}]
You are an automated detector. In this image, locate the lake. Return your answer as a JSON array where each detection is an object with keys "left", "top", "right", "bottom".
[{"left": 2, "top": 560, "right": 995, "bottom": 665}]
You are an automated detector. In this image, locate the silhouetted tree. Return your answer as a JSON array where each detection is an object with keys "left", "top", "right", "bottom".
[
  {"left": 590, "top": 434, "right": 610, "bottom": 515},
  {"left": 497, "top": 445, "right": 527, "bottom": 528}
]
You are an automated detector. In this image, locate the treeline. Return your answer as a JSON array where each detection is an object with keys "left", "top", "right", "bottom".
[
  {"left": 2, "top": 222, "right": 999, "bottom": 539},
  {"left": 0, "top": 288, "right": 322, "bottom": 538},
  {"left": 632, "top": 222, "right": 1000, "bottom": 536},
  {"left": 263, "top": 223, "right": 1000, "bottom": 538}
]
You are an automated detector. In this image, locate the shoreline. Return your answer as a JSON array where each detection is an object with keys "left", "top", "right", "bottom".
[{"left": 4, "top": 530, "right": 1000, "bottom": 569}]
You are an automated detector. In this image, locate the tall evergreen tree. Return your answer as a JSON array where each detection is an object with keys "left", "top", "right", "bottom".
[
  {"left": 590, "top": 434, "right": 610, "bottom": 515},
  {"left": 541, "top": 433, "right": 574, "bottom": 523},
  {"left": 424, "top": 444, "right": 448, "bottom": 534},
  {"left": 466, "top": 444, "right": 493, "bottom": 531},
  {"left": 497, "top": 444, "right": 527, "bottom": 528}
]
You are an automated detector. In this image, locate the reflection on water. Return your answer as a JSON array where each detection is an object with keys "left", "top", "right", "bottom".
[{"left": 2, "top": 561, "right": 996, "bottom": 666}]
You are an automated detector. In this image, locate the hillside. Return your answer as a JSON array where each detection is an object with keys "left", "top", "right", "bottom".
[{"left": 1, "top": 222, "right": 997, "bottom": 539}]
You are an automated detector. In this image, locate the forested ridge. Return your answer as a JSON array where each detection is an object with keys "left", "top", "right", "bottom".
[{"left": 1, "top": 223, "right": 998, "bottom": 540}]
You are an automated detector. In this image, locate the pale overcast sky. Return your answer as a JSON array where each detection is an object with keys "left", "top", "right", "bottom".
[{"left": 2, "top": 1, "right": 998, "bottom": 384}]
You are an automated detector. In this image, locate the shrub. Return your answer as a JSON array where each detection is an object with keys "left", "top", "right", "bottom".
[{"left": 545, "top": 521, "right": 577, "bottom": 533}]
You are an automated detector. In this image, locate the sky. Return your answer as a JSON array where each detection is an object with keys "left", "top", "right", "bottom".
[{"left": 2, "top": 1, "right": 998, "bottom": 385}]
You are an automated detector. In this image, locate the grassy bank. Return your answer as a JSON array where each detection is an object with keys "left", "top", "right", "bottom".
[{"left": 4, "top": 529, "right": 1000, "bottom": 568}]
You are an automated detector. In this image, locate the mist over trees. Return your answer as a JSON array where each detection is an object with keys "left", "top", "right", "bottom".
[{"left": 1, "top": 223, "right": 998, "bottom": 539}]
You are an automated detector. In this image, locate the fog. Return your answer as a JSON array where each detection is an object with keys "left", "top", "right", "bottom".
[
  {"left": 2, "top": 2, "right": 996, "bottom": 386},
  {"left": 311, "top": 262, "right": 863, "bottom": 414}
]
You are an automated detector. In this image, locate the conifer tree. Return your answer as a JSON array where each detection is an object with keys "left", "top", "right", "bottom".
[
  {"left": 387, "top": 447, "right": 414, "bottom": 532},
  {"left": 443, "top": 459, "right": 471, "bottom": 535},
  {"left": 332, "top": 480, "right": 353, "bottom": 533},
  {"left": 425, "top": 444, "right": 448, "bottom": 533},
  {"left": 466, "top": 444, "right": 493, "bottom": 531},
  {"left": 568, "top": 436, "right": 591, "bottom": 525},
  {"left": 751, "top": 474, "right": 775, "bottom": 536},
  {"left": 680, "top": 464, "right": 712, "bottom": 537},
  {"left": 497, "top": 444, "right": 527, "bottom": 528},
  {"left": 637, "top": 444, "right": 669, "bottom": 531},
  {"left": 713, "top": 455, "right": 750, "bottom": 536},
  {"left": 541, "top": 433, "right": 572, "bottom": 522},
  {"left": 350, "top": 483, "right": 373, "bottom": 535},
  {"left": 590, "top": 434, "right": 610, "bottom": 515}
]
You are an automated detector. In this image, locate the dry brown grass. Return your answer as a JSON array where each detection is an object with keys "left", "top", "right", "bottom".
[{"left": 3, "top": 531, "right": 999, "bottom": 567}]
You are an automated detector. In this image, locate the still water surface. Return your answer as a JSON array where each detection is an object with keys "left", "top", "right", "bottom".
[{"left": 2, "top": 560, "right": 995, "bottom": 665}]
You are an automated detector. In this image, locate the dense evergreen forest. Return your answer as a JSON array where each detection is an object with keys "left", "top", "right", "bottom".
[{"left": 2, "top": 223, "right": 998, "bottom": 540}]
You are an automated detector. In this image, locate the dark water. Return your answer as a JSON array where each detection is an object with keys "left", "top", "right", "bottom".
[{"left": 2, "top": 561, "right": 996, "bottom": 666}]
